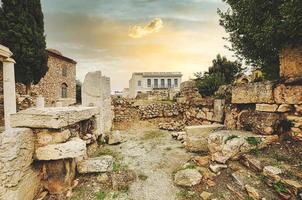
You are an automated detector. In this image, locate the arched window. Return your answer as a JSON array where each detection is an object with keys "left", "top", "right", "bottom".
[
  {"left": 62, "top": 66, "right": 67, "bottom": 77},
  {"left": 61, "top": 83, "right": 68, "bottom": 98}
]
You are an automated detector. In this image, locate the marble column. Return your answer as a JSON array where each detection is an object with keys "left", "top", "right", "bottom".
[{"left": 3, "top": 58, "right": 16, "bottom": 129}]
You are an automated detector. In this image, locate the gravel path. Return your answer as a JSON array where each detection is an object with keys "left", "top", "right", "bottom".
[{"left": 108, "top": 125, "right": 193, "bottom": 200}]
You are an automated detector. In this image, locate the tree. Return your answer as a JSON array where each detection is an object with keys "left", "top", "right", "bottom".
[
  {"left": 0, "top": 0, "right": 48, "bottom": 93},
  {"left": 195, "top": 54, "right": 244, "bottom": 96},
  {"left": 218, "top": 0, "right": 302, "bottom": 80}
]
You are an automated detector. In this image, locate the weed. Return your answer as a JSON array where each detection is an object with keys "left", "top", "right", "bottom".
[
  {"left": 92, "top": 147, "right": 121, "bottom": 159},
  {"left": 70, "top": 186, "right": 86, "bottom": 200},
  {"left": 113, "top": 162, "right": 128, "bottom": 172},
  {"left": 273, "top": 181, "right": 288, "bottom": 194},
  {"left": 164, "top": 147, "right": 172, "bottom": 151},
  {"left": 250, "top": 148, "right": 260, "bottom": 156},
  {"left": 138, "top": 174, "right": 148, "bottom": 181},
  {"left": 246, "top": 137, "right": 260, "bottom": 146},
  {"left": 142, "top": 130, "right": 164, "bottom": 140},
  {"left": 244, "top": 196, "right": 253, "bottom": 200},
  {"left": 95, "top": 191, "right": 107, "bottom": 200},
  {"left": 177, "top": 189, "right": 199, "bottom": 200},
  {"left": 225, "top": 135, "right": 239, "bottom": 143}
]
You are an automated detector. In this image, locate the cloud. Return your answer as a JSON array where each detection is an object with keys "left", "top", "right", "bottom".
[{"left": 129, "top": 18, "right": 163, "bottom": 38}]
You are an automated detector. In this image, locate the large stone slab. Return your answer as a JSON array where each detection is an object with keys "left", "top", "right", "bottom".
[
  {"left": 213, "top": 99, "right": 225, "bottom": 122},
  {"left": 280, "top": 47, "right": 302, "bottom": 79},
  {"left": 256, "top": 104, "right": 279, "bottom": 112},
  {"left": 274, "top": 84, "right": 302, "bottom": 105},
  {"left": 185, "top": 124, "right": 225, "bottom": 152},
  {"left": 35, "top": 137, "right": 86, "bottom": 160},
  {"left": 232, "top": 81, "right": 274, "bottom": 104},
  {"left": 77, "top": 155, "right": 113, "bottom": 174},
  {"left": 238, "top": 110, "right": 283, "bottom": 135},
  {"left": 208, "top": 130, "right": 278, "bottom": 163},
  {"left": 11, "top": 107, "right": 99, "bottom": 129},
  {"left": 0, "top": 128, "right": 34, "bottom": 187}
]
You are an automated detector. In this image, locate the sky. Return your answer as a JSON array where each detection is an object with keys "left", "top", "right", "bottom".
[{"left": 41, "top": 0, "right": 234, "bottom": 91}]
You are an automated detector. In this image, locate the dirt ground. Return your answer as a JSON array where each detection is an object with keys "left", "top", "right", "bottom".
[{"left": 45, "top": 120, "right": 302, "bottom": 200}]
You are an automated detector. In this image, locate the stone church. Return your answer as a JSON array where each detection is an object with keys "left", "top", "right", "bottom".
[{"left": 17, "top": 49, "right": 77, "bottom": 106}]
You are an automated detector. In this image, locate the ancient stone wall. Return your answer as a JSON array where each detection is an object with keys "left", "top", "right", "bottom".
[
  {"left": 0, "top": 63, "right": 3, "bottom": 126},
  {"left": 280, "top": 46, "right": 302, "bottom": 79},
  {"left": 229, "top": 81, "right": 302, "bottom": 140},
  {"left": 6, "top": 106, "right": 101, "bottom": 196}
]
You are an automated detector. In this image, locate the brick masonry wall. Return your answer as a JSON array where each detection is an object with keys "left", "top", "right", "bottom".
[{"left": 16, "top": 54, "right": 77, "bottom": 106}]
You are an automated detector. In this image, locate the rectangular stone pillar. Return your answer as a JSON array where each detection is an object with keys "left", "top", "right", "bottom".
[
  {"left": 3, "top": 58, "right": 16, "bottom": 129},
  {"left": 82, "top": 71, "right": 113, "bottom": 135}
]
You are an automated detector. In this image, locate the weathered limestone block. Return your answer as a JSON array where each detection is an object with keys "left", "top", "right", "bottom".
[
  {"left": 224, "top": 105, "right": 240, "bottom": 130},
  {"left": 280, "top": 47, "right": 302, "bottom": 79},
  {"left": 208, "top": 130, "right": 278, "bottom": 163},
  {"left": 77, "top": 156, "right": 113, "bottom": 173},
  {"left": 185, "top": 124, "right": 225, "bottom": 152},
  {"left": 0, "top": 128, "right": 35, "bottom": 187},
  {"left": 256, "top": 104, "right": 279, "bottom": 112},
  {"left": 0, "top": 169, "right": 40, "bottom": 200},
  {"left": 82, "top": 71, "right": 113, "bottom": 134},
  {"left": 41, "top": 159, "right": 76, "bottom": 194},
  {"left": 213, "top": 99, "right": 225, "bottom": 122},
  {"left": 295, "top": 105, "right": 302, "bottom": 113},
  {"left": 35, "top": 137, "right": 86, "bottom": 160},
  {"left": 11, "top": 107, "right": 99, "bottom": 129},
  {"left": 36, "top": 129, "right": 71, "bottom": 146},
  {"left": 232, "top": 81, "right": 274, "bottom": 104},
  {"left": 274, "top": 84, "right": 302, "bottom": 105},
  {"left": 107, "top": 130, "right": 122, "bottom": 145},
  {"left": 238, "top": 111, "right": 283, "bottom": 135},
  {"left": 174, "top": 169, "right": 202, "bottom": 187},
  {"left": 277, "top": 104, "right": 293, "bottom": 113}
]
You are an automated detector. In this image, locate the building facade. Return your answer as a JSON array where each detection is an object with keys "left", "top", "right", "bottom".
[
  {"left": 129, "top": 72, "right": 182, "bottom": 98},
  {"left": 30, "top": 49, "right": 77, "bottom": 106}
]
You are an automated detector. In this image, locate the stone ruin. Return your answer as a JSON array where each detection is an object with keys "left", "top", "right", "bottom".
[{"left": 0, "top": 67, "right": 113, "bottom": 199}]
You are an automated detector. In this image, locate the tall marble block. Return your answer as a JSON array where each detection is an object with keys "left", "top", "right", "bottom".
[{"left": 82, "top": 71, "right": 113, "bottom": 135}]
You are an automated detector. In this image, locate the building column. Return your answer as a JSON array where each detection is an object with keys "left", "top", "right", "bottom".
[{"left": 3, "top": 58, "right": 16, "bottom": 129}]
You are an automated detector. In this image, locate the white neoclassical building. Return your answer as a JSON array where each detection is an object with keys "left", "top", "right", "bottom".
[{"left": 128, "top": 72, "right": 183, "bottom": 98}]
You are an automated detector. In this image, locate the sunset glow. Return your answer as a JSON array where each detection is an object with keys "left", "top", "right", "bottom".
[{"left": 41, "top": 0, "right": 234, "bottom": 91}]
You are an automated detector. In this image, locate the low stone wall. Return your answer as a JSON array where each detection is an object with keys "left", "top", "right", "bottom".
[
  {"left": 229, "top": 81, "right": 302, "bottom": 140},
  {"left": 113, "top": 81, "right": 225, "bottom": 131},
  {"left": 0, "top": 106, "right": 102, "bottom": 198}
]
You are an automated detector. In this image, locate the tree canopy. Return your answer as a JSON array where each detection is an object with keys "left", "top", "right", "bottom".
[
  {"left": 0, "top": 0, "right": 48, "bottom": 88},
  {"left": 218, "top": 0, "right": 302, "bottom": 80},
  {"left": 195, "top": 54, "right": 244, "bottom": 96}
]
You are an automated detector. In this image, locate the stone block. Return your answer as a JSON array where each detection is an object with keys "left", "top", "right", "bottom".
[
  {"left": 107, "top": 130, "right": 122, "bottom": 145},
  {"left": 280, "top": 47, "right": 302, "bottom": 79},
  {"left": 11, "top": 107, "right": 99, "bottom": 129},
  {"left": 232, "top": 81, "right": 274, "bottom": 104},
  {"left": 185, "top": 124, "right": 225, "bottom": 152},
  {"left": 0, "top": 169, "right": 40, "bottom": 200},
  {"left": 82, "top": 71, "right": 113, "bottom": 134},
  {"left": 0, "top": 128, "right": 34, "bottom": 187},
  {"left": 174, "top": 169, "right": 202, "bottom": 187},
  {"left": 77, "top": 156, "right": 113, "bottom": 174},
  {"left": 213, "top": 99, "right": 225, "bottom": 122},
  {"left": 36, "top": 129, "right": 71, "bottom": 146},
  {"left": 238, "top": 110, "right": 283, "bottom": 135},
  {"left": 256, "top": 104, "right": 279, "bottom": 112},
  {"left": 277, "top": 104, "right": 293, "bottom": 113},
  {"left": 35, "top": 137, "right": 86, "bottom": 160},
  {"left": 208, "top": 130, "right": 278, "bottom": 163},
  {"left": 274, "top": 84, "right": 302, "bottom": 105},
  {"left": 41, "top": 159, "right": 76, "bottom": 194}
]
